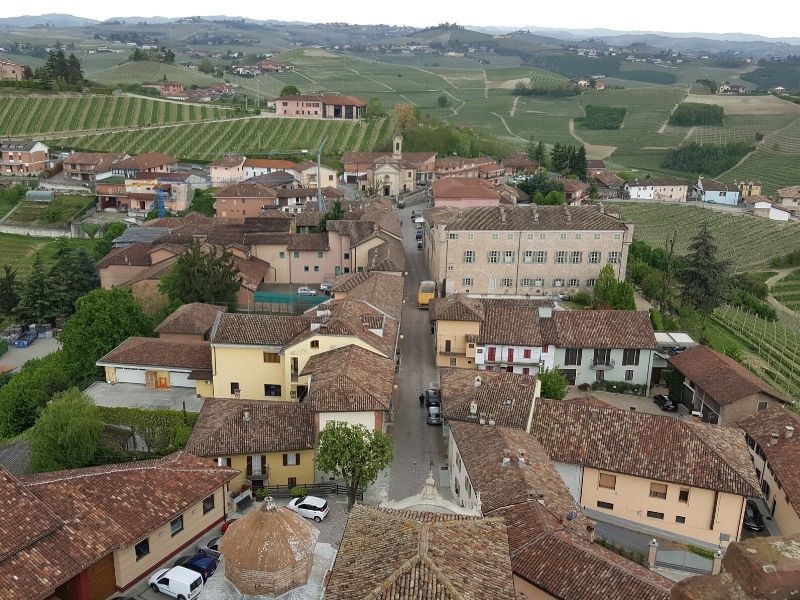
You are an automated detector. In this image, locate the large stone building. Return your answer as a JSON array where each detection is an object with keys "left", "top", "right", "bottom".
[
  {"left": 423, "top": 204, "right": 633, "bottom": 296},
  {"left": 275, "top": 94, "right": 366, "bottom": 119},
  {"left": 0, "top": 58, "right": 25, "bottom": 80}
]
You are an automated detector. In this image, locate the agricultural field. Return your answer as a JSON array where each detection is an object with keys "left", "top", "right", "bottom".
[
  {"left": 611, "top": 203, "right": 800, "bottom": 271},
  {"left": 771, "top": 269, "right": 800, "bottom": 313},
  {"left": 0, "top": 95, "right": 231, "bottom": 137},
  {"left": 58, "top": 116, "right": 393, "bottom": 161},
  {"left": 88, "top": 61, "right": 225, "bottom": 86},
  {"left": 6, "top": 195, "right": 96, "bottom": 227},
  {"left": 711, "top": 305, "right": 800, "bottom": 400},
  {"left": 0, "top": 233, "right": 95, "bottom": 278}
]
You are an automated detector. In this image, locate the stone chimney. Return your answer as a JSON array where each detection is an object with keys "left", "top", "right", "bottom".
[
  {"left": 243, "top": 408, "right": 251, "bottom": 421},
  {"left": 769, "top": 432, "right": 780, "bottom": 446},
  {"left": 474, "top": 375, "right": 482, "bottom": 388},
  {"left": 786, "top": 425, "right": 795, "bottom": 439}
]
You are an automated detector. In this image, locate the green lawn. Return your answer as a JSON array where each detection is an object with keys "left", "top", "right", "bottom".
[
  {"left": 6, "top": 195, "right": 96, "bottom": 227},
  {"left": 0, "top": 234, "right": 96, "bottom": 278}
]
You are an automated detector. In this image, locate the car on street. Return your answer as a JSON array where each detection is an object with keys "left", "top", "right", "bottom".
[
  {"left": 415, "top": 229, "right": 423, "bottom": 240},
  {"left": 297, "top": 286, "right": 317, "bottom": 296},
  {"left": 172, "top": 554, "right": 218, "bottom": 582},
  {"left": 148, "top": 566, "right": 203, "bottom": 599},
  {"left": 743, "top": 500, "right": 766, "bottom": 531},
  {"left": 427, "top": 404, "right": 442, "bottom": 425},
  {"left": 424, "top": 388, "right": 441, "bottom": 408},
  {"left": 196, "top": 535, "right": 222, "bottom": 559},
  {"left": 319, "top": 282, "right": 333, "bottom": 293},
  {"left": 411, "top": 210, "right": 422, "bottom": 219},
  {"left": 287, "top": 495, "right": 329, "bottom": 522},
  {"left": 653, "top": 394, "right": 678, "bottom": 412}
]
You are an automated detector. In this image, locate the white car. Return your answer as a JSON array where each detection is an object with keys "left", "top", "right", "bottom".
[
  {"left": 287, "top": 495, "right": 329, "bottom": 522},
  {"left": 297, "top": 287, "right": 317, "bottom": 296},
  {"left": 148, "top": 566, "right": 203, "bottom": 599},
  {"left": 319, "top": 282, "right": 333, "bottom": 292}
]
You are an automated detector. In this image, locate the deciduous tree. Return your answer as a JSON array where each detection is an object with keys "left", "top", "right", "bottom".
[
  {"left": 539, "top": 368, "right": 568, "bottom": 400},
  {"left": 392, "top": 102, "right": 418, "bottom": 133},
  {"left": 365, "top": 97, "right": 385, "bottom": 119},
  {"left": 316, "top": 422, "right": 393, "bottom": 511},
  {"left": 280, "top": 85, "right": 301, "bottom": 96},
  {"left": 159, "top": 244, "right": 239, "bottom": 310}
]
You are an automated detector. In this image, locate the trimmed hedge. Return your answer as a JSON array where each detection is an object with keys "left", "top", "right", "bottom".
[{"left": 94, "top": 406, "right": 198, "bottom": 454}]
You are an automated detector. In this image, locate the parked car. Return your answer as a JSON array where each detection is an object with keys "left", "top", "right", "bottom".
[
  {"left": 743, "top": 500, "right": 766, "bottom": 532},
  {"left": 427, "top": 404, "right": 442, "bottom": 425},
  {"left": 148, "top": 566, "right": 203, "bottom": 599},
  {"left": 319, "top": 282, "right": 333, "bottom": 293},
  {"left": 172, "top": 554, "right": 218, "bottom": 583},
  {"left": 196, "top": 535, "right": 222, "bottom": 559},
  {"left": 415, "top": 229, "right": 423, "bottom": 240},
  {"left": 653, "top": 394, "right": 678, "bottom": 412},
  {"left": 424, "top": 388, "right": 441, "bottom": 408},
  {"left": 287, "top": 495, "right": 329, "bottom": 522},
  {"left": 411, "top": 210, "right": 422, "bottom": 220},
  {"left": 297, "top": 286, "right": 317, "bottom": 296}
]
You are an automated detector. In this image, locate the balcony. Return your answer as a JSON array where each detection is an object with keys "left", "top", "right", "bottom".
[
  {"left": 590, "top": 358, "right": 615, "bottom": 370},
  {"left": 246, "top": 470, "right": 268, "bottom": 481}
]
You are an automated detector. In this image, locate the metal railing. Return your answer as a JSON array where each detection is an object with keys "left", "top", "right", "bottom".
[{"left": 590, "top": 358, "right": 615, "bottom": 370}]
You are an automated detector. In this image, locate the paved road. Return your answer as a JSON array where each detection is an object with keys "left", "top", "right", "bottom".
[
  {"left": 0, "top": 338, "right": 59, "bottom": 371},
  {"left": 385, "top": 204, "right": 448, "bottom": 500}
]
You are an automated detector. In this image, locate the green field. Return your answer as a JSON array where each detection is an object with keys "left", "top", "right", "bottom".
[
  {"left": 0, "top": 95, "right": 231, "bottom": 137},
  {"left": 6, "top": 195, "right": 96, "bottom": 227},
  {"left": 0, "top": 233, "right": 96, "bottom": 278},
  {"left": 59, "top": 116, "right": 393, "bottom": 160},
  {"left": 772, "top": 269, "right": 800, "bottom": 312},
  {"left": 89, "top": 61, "right": 225, "bottom": 86},
  {"left": 611, "top": 204, "right": 800, "bottom": 271}
]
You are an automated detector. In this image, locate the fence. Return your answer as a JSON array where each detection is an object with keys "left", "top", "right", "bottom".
[
  {"left": 255, "top": 482, "right": 364, "bottom": 502},
  {"left": 655, "top": 549, "right": 713, "bottom": 574}
]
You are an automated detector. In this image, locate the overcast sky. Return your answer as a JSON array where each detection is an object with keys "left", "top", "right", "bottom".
[{"left": 9, "top": 2, "right": 797, "bottom": 39}]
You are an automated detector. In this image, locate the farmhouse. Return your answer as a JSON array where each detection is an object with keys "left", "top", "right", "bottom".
[
  {"left": 626, "top": 177, "right": 689, "bottom": 202},
  {"left": 435, "top": 155, "right": 497, "bottom": 179},
  {"left": 695, "top": 177, "right": 740, "bottom": 205},
  {"left": 63, "top": 152, "right": 129, "bottom": 183},
  {"left": 593, "top": 171, "right": 626, "bottom": 199},
  {"left": 141, "top": 81, "right": 185, "bottom": 97},
  {"left": 0, "top": 58, "right": 25, "bottom": 80},
  {"left": 0, "top": 140, "right": 49, "bottom": 176},
  {"left": 777, "top": 185, "right": 800, "bottom": 216},
  {"left": 275, "top": 94, "right": 366, "bottom": 119},
  {"left": 111, "top": 152, "right": 177, "bottom": 178}
]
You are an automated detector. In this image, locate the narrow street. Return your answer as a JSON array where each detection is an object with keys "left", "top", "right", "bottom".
[{"left": 385, "top": 203, "right": 449, "bottom": 500}]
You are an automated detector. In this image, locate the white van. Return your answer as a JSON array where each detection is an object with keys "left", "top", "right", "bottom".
[{"left": 148, "top": 565, "right": 203, "bottom": 599}]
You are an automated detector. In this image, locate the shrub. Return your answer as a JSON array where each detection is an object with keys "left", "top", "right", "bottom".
[
  {"left": 254, "top": 487, "right": 269, "bottom": 501},
  {"left": 569, "top": 291, "right": 593, "bottom": 307},
  {"left": 290, "top": 485, "right": 307, "bottom": 498},
  {"left": 688, "top": 545, "right": 716, "bottom": 560},
  {"left": 579, "top": 105, "right": 626, "bottom": 130},
  {"left": 669, "top": 102, "right": 724, "bottom": 126}
]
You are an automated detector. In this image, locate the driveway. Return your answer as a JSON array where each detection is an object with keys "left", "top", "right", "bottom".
[
  {"left": 0, "top": 337, "right": 60, "bottom": 371},
  {"left": 566, "top": 387, "right": 690, "bottom": 418},
  {"left": 86, "top": 381, "right": 205, "bottom": 413}
]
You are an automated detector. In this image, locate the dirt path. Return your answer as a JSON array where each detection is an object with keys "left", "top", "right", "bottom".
[
  {"left": 348, "top": 67, "right": 394, "bottom": 91},
  {"left": 491, "top": 112, "right": 528, "bottom": 142},
  {"left": 510, "top": 96, "right": 519, "bottom": 117},
  {"left": 718, "top": 115, "right": 800, "bottom": 180},
  {"left": 483, "top": 69, "right": 488, "bottom": 99},
  {"left": 764, "top": 268, "right": 800, "bottom": 325}
]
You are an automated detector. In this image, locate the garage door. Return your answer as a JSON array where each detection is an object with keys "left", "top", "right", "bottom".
[
  {"left": 116, "top": 368, "right": 146, "bottom": 384},
  {"left": 169, "top": 371, "right": 193, "bottom": 388},
  {"left": 87, "top": 553, "right": 116, "bottom": 600}
]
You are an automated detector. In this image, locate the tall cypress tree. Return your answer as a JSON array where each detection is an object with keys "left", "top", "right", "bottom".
[
  {"left": 680, "top": 221, "right": 728, "bottom": 315},
  {"left": 15, "top": 254, "right": 56, "bottom": 323},
  {"left": 0, "top": 265, "right": 18, "bottom": 316},
  {"left": 574, "top": 146, "right": 588, "bottom": 181}
]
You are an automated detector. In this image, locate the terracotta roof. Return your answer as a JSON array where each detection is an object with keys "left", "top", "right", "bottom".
[
  {"left": 293, "top": 160, "right": 318, "bottom": 172},
  {"left": 113, "top": 152, "right": 176, "bottom": 171},
  {"left": 210, "top": 155, "right": 246, "bottom": 168},
  {"left": 548, "top": 310, "right": 658, "bottom": 350},
  {"left": 743, "top": 194, "right": 773, "bottom": 205},
  {"left": 738, "top": 407, "right": 800, "bottom": 510},
  {"left": 300, "top": 345, "right": 394, "bottom": 413},
  {"left": 595, "top": 171, "right": 626, "bottom": 187},
  {"left": 186, "top": 397, "right": 314, "bottom": 456},
  {"left": 366, "top": 237, "right": 406, "bottom": 273},
  {"left": 145, "top": 212, "right": 212, "bottom": 228},
  {"left": 433, "top": 177, "right": 500, "bottom": 200},
  {"left": 97, "top": 337, "right": 211, "bottom": 370},
  {"left": 273, "top": 186, "right": 342, "bottom": 199},
  {"left": 502, "top": 153, "right": 538, "bottom": 170},
  {"left": 562, "top": 179, "right": 589, "bottom": 193},
  {"left": 424, "top": 204, "right": 628, "bottom": 232},
  {"left": 668, "top": 346, "right": 790, "bottom": 405},
  {"left": 276, "top": 94, "right": 367, "bottom": 106},
  {"left": 329, "top": 272, "right": 405, "bottom": 319},
  {"left": 326, "top": 505, "right": 517, "bottom": 600},
  {"left": 700, "top": 179, "right": 738, "bottom": 193},
  {"left": 215, "top": 182, "right": 277, "bottom": 199},
  {"left": 341, "top": 150, "right": 436, "bottom": 169},
  {"left": 243, "top": 158, "right": 298, "bottom": 170},
  {"left": 287, "top": 232, "right": 330, "bottom": 251},
  {"left": 531, "top": 398, "right": 760, "bottom": 497},
  {"left": 246, "top": 172, "right": 296, "bottom": 187},
  {"left": 231, "top": 254, "right": 270, "bottom": 290},
  {"left": 777, "top": 185, "right": 800, "bottom": 199},
  {"left": 96, "top": 242, "right": 153, "bottom": 268},
  {"left": 62, "top": 152, "right": 127, "bottom": 168},
  {"left": 441, "top": 368, "right": 538, "bottom": 431},
  {"left": 155, "top": 303, "right": 227, "bottom": 337},
  {"left": 2, "top": 453, "right": 236, "bottom": 600},
  {"left": 586, "top": 159, "right": 606, "bottom": 169},
  {"left": 428, "top": 294, "right": 485, "bottom": 322},
  {"left": 123, "top": 255, "right": 178, "bottom": 285},
  {"left": 293, "top": 211, "right": 324, "bottom": 227},
  {"left": 212, "top": 312, "right": 312, "bottom": 346},
  {"left": 435, "top": 155, "right": 496, "bottom": 169}
]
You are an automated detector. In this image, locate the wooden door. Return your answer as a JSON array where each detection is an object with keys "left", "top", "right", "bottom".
[{"left": 87, "top": 553, "right": 116, "bottom": 600}]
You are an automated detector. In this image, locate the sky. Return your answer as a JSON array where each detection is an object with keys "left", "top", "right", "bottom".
[{"left": 7, "top": 1, "right": 798, "bottom": 39}]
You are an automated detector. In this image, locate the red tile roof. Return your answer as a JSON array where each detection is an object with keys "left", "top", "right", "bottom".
[
  {"left": 97, "top": 337, "right": 211, "bottom": 370},
  {"left": 215, "top": 182, "right": 277, "bottom": 199},
  {"left": 113, "top": 152, "right": 177, "bottom": 171},
  {"left": 433, "top": 176, "right": 500, "bottom": 200},
  {"left": 243, "top": 158, "right": 298, "bottom": 170},
  {"left": 211, "top": 313, "right": 313, "bottom": 346},
  {"left": 155, "top": 303, "right": 227, "bottom": 337},
  {"left": 96, "top": 242, "right": 153, "bottom": 268},
  {"left": 276, "top": 94, "right": 367, "bottom": 106},
  {"left": 668, "top": 345, "right": 790, "bottom": 405}
]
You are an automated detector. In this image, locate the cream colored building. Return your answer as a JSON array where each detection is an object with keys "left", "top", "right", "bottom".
[
  {"left": 424, "top": 204, "right": 633, "bottom": 296},
  {"left": 740, "top": 407, "right": 800, "bottom": 535},
  {"left": 531, "top": 398, "right": 760, "bottom": 548}
]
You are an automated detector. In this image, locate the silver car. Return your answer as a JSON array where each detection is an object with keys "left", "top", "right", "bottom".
[{"left": 196, "top": 535, "right": 222, "bottom": 560}]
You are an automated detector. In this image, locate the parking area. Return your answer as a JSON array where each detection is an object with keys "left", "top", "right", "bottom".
[
  {"left": 566, "top": 387, "right": 691, "bottom": 418},
  {"left": 112, "top": 496, "right": 346, "bottom": 600},
  {"left": 0, "top": 337, "right": 60, "bottom": 371}
]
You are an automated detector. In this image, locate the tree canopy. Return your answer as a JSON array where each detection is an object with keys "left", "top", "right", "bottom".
[
  {"left": 34, "top": 50, "right": 83, "bottom": 85},
  {"left": 365, "top": 97, "right": 385, "bottom": 119},
  {"left": 29, "top": 388, "right": 103, "bottom": 472},
  {"left": 539, "top": 367, "right": 568, "bottom": 400},
  {"left": 669, "top": 102, "right": 724, "bottom": 126},
  {"left": 550, "top": 143, "right": 587, "bottom": 180},
  {"left": 316, "top": 422, "right": 393, "bottom": 511},
  {"left": 661, "top": 142, "right": 752, "bottom": 176},
  {"left": 159, "top": 244, "right": 240, "bottom": 310},
  {"left": 280, "top": 85, "right": 301, "bottom": 96},
  {"left": 0, "top": 265, "right": 19, "bottom": 316},
  {"left": 680, "top": 221, "right": 729, "bottom": 314},
  {"left": 392, "top": 102, "right": 419, "bottom": 133},
  {"left": 593, "top": 264, "right": 636, "bottom": 310}
]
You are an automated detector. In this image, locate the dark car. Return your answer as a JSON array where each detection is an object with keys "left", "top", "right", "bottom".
[
  {"left": 653, "top": 394, "right": 678, "bottom": 412},
  {"left": 415, "top": 229, "right": 423, "bottom": 241},
  {"left": 173, "top": 554, "right": 218, "bottom": 582},
  {"left": 743, "top": 500, "right": 766, "bottom": 532},
  {"left": 424, "top": 388, "right": 441, "bottom": 408}
]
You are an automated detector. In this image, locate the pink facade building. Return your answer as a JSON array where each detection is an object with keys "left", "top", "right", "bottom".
[
  {"left": 432, "top": 177, "right": 501, "bottom": 208},
  {"left": 276, "top": 95, "right": 366, "bottom": 120}
]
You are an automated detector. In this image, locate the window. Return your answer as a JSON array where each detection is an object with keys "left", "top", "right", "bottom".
[
  {"left": 449, "top": 357, "right": 457, "bottom": 366},
  {"left": 758, "top": 401, "right": 768, "bottom": 411},
  {"left": 608, "top": 251, "right": 620, "bottom": 264},
  {"left": 534, "top": 251, "right": 547, "bottom": 264},
  {"left": 283, "top": 453, "right": 301, "bottom": 466},
  {"left": 456, "top": 452, "right": 462, "bottom": 472},
  {"left": 264, "top": 384, "right": 281, "bottom": 396},
  {"left": 507, "top": 232, "right": 514, "bottom": 240},
  {"left": 263, "top": 352, "right": 280, "bottom": 363},
  {"left": 598, "top": 473, "right": 616, "bottom": 489},
  {"left": 586, "top": 278, "right": 596, "bottom": 287},
  {"left": 527, "top": 233, "right": 535, "bottom": 240},
  {"left": 556, "top": 251, "right": 567, "bottom": 264},
  {"left": 488, "top": 250, "right": 500, "bottom": 263},
  {"left": 568, "top": 278, "right": 580, "bottom": 287},
  {"left": 314, "top": 265, "right": 320, "bottom": 272},
  {"left": 520, "top": 278, "right": 535, "bottom": 286},
  {"left": 462, "top": 278, "right": 473, "bottom": 286},
  {"left": 570, "top": 251, "right": 582, "bottom": 264},
  {"left": 293, "top": 251, "right": 300, "bottom": 258},
  {"left": 560, "top": 233, "right": 567, "bottom": 240},
  {"left": 647, "top": 511, "right": 665, "bottom": 520},
  {"left": 614, "top": 233, "right": 621, "bottom": 240},
  {"left": 317, "top": 251, "right": 324, "bottom": 258},
  {"left": 501, "top": 278, "right": 513, "bottom": 287},
  {"left": 597, "top": 501, "right": 614, "bottom": 510},
  {"left": 675, "top": 516, "right": 686, "bottom": 524},
  {"left": 679, "top": 489, "right": 689, "bottom": 503},
  {"left": 539, "top": 233, "right": 546, "bottom": 240},
  {"left": 170, "top": 515, "right": 184, "bottom": 537},
  {"left": 454, "top": 478, "right": 460, "bottom": 496},
  {"left": 523, "top": 349, "right": 532, "bottom": 359},
  {"left": 503, "top": 250, "right": 515, "bottom": 263},
  {"left": 622, "top": 349, "right": 641, "bottom": 366},
  {"left": 650, "top": 483, "right": 668, "bottom": 499},
  {"left": 553, "top": 278, "right": 564, "bottom": 287},
  {"left": 135, "top": 538, "right": 150, "bottom": 561},
  {"left": 447, "top": 265, "right": 454, "bottom": 272},
  {"left": 467, "top": 233, "right": 474, "bottom": 240},
  {"left": 565, "top": 348, "right": 582, "bottom": 366},
  {"left": 463, "top": 250, "right": 475, "bottom": 263},
  {"left": 589, "top": 251, "right": 602, "bottom": 264},
  {"left": 279, "top": 251, "right": 285, "bottom": 259},
  {"left": 534, "top": 278, "right": 544, "bottom": 286},
  {"left": 304, "top": 266, "right": 310, "bottom": 272},
  {"left": 288, "top": 477, "right": 297, "bottom": 487},
  {"left": 202, "top": 494, "right": 215, "bottom": 515},
  {"left": 625, "top": 369, "right": 634, "bottom": 381},
  {"left": 448, "top": 233, "right": 459, "bottom": 240},
  {"left": 594, "top": 233, "right": 601, "bottom": 240},
  {"left": 465, "top": 477, "right": 472, "bottom": 497},
  {"left": 523, "top": 250, "right": 534, "bottom": 263},
  {"left": 575, "top": 233, "right": 582, "bottom": 240},
  {"left": 492, "top": 233, "right": 499, "bottom": 241},
  {"left": 310, "top": 340, "right": 319, "bottom": 349},
  {"left": 230, "top": 382, "right": 240, "bottom": 395}
]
